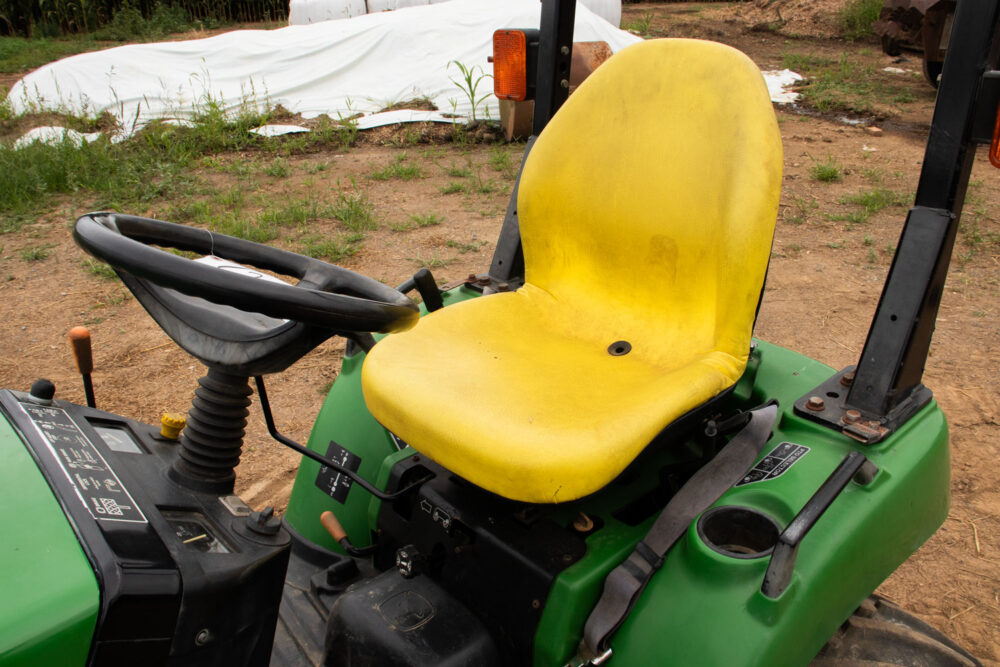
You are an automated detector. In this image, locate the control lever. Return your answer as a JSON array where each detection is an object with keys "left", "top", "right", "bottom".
[
  {"left": 69, "top": 326, "right": 96, "bottom": 408},
  {"left": 396, "top": 267, "right": 444, "bottom": 312}
]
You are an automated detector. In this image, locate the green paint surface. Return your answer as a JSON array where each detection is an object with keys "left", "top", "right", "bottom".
[
  {"left": 0, "top": 411, "right": 99, "bottom": 667},
  {"left": 533, "top": 341, "right": 949, "bottom": 666}
]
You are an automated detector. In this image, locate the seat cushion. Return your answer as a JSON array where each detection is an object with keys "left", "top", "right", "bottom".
[{"left": 362, "top": 284, "right": 748, "bottom": 503}]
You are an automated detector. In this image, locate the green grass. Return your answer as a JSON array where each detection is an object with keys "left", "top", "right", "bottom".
[
  {"left": 332, "top": 192, "right": 378, "bottom": 232},
  {"left": 0, "top": 98, "right": 278, "bottom": 218},
  {"left": 0, "top": 94, "right": 365, "bottom": 221},
  {"left": 409, "top": 253, "right": 454, "bottom": 269},
  {"left": 860, "top": 167, "right": 884, "bottom": 184},
  {"left": 837, "top": 0, "right": 883, "bottom": 41},
  {"left": 83, "top": 258, "right": 118, "bottom": 279},
  {"left": 300, "top": 233, "right": 361, "bottom": 262},
  {"left": 443, "top": 163, "right": 472, "bottom": 178},
  {"left": 258, "top": 198, "right": 334, "bottom": 227},
  {"left": 783, "top": 195, "right": 818, "bottom": 225},
  {"left": 210, "top": 212, "right": 279, "bottom": 243},
  {"left": 263, "top": 158, "right": 290, "bottom": 178},
  {"left": 782, "top": 52, "right": 915, "bottom": 115},
  {"left": 470, "top": 169, "right": 500, "bottom": 194},
  {"left": 305, "top": 160, "right": 330, "bottom": 174},
  {"left": 840, "top": 188, "right": 908, "bottom": 214},
  {"left": 446, "top": 239, "right": 486, "bottom": 254},
  {"left": 0, "top": 36, "right": 112, "bottom": 73},
  {"left": 625, "top": 10, "right": 655, "bottom": 36},
  {"left": 829, "top": 188, "right": 908, "bottom": 225},
  {"left": 809, "top": 156, "right": 843, "bottom": 183},
  {"left": 440, "top": 181, "right": 469, "bottom": 195},
  {"left": 20, "top": 244, "right": 52, "bottom": 261},
  {"left": 1, "top": 214, "right": 32, "bottom": 235},
  {"left": 370, "top": 155, "right": 423, "bottom": 181},
  {"left": 409, "top": 212, "right": 443, "bottom": 228},
  {"left": 487, "top": 146, "right": 517, "bottom": 179}
]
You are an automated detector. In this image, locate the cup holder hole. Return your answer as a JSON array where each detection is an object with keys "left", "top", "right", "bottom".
[{"left": 697, "top": 506, "right": 781, "bottom": 559}]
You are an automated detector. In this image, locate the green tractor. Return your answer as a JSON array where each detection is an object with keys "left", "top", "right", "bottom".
[{"left": 2, "top": 1, "right": 996, "bottom": 665}]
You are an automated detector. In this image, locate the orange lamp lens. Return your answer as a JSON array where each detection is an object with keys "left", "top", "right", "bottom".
[
  {"left": 991, "top": 103, "right": 1000, "bottom": 168},
  {"left": 493, "top": 30, "right": 528, "bottom": 101}
]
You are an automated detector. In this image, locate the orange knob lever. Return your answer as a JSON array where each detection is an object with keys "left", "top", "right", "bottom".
[
  {"left": 320, "top": 510, "right": 348, "bottom": 542},
  {"left": 69, "top": 326, "right": 93, "bottom": 375},
  {"left": 68, "top": 326, "right": 95, "bottom": 408}
]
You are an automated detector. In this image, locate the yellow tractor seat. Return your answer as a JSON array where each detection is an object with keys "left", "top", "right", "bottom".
[{"left": 362, "top": 39, "right": 783, "bottom": 504}]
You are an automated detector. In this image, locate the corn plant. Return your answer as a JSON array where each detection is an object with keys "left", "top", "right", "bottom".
[{"left": 448, "top": 60, "right": 492, "bottom": 124}]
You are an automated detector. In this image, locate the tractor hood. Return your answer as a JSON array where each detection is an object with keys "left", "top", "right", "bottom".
[{"left": 0, "top": 406, "right": 99, "bottom": 667}]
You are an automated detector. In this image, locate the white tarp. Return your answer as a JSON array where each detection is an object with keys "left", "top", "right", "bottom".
[
  {"left": 762, "top": 69, "right": 803, "bottom": 105},
  {"left": 7, "top": 0, "right": 638, "bottom": 137},
  {"left": 289, "top": 0, "right": 452, "bottom": 25},
  {"left": 288, "top": 0, "right": 620, "bottom": 28}
]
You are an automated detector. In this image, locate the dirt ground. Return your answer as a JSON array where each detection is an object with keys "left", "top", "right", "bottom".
[{"left": 1, "top": 2, "right": 998, "bottom": 662}]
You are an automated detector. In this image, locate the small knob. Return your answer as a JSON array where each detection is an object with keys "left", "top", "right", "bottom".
[
  {"left": 396, "top": 544, "right": 426, "bottom": 579},
  {"left": 29, "top": 379, "right": 55, "bottom": 404},
  {"left": 247, "top": 506, "right": 281, "bottom": 536},
  {"left": 160, "top": 412, "right": 187, "bottom": 439}
]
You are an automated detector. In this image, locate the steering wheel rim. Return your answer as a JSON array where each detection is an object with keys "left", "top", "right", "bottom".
[{"left": 74, "top": 212, "right": 419, "bottom": 334}]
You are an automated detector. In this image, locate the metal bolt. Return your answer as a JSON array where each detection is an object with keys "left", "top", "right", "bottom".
[
  {"left": 195, "top": 629, "right": 211, "bottom": 646},
  {"left": 805, "top": 396, "right": 825, "bottom": 411},
  {"left": 840, "top": 370, "right": 856, "bottom": 387},
  {"left": 560, "top": 45, "right": 570, "bottom": 55},
  {"left": 531, "top": 599, "right": 541, "bottom": 609},
  {"left": 560, "top": 79, "right": 570, "bottom": 89},
  {"left": 844, "top": 409, "right": 862, "bottom": 424}
]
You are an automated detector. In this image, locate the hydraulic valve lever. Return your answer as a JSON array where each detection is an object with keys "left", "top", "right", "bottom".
[{"left": 69, "top": 326, "right": 96, "bottom": 408}]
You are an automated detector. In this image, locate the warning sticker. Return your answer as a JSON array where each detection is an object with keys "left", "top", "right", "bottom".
[
  {"left": 736, "top": 441, "right": 810, "bottom": 487},
  {"left": 19, "top": 402, "right": 147, "bottom": 524},
  {"left": 314, "top": 441, "right": 362, "bottom": 503}
]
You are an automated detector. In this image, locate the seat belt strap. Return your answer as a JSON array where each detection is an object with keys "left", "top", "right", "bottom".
[{"left": 578, "top": 403, "right": 779, "bottom": 663}]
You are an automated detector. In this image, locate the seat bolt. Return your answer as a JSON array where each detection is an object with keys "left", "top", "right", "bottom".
[
  {"left": 840, "top": 371, "right": 856, "bottom": 387},
  {"left": 572, "top": 512, "right": 594, "bottom": 532},
  {"left": 844, "top": 409, "right": 862, "bottom": 424},
  {"left": 806, "top": 396, "right": 825, "bottom": 411}
]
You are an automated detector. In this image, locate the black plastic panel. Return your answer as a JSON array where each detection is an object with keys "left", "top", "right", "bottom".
[{"left": 1, "top": 389, "right": 291, "bottom": 666}]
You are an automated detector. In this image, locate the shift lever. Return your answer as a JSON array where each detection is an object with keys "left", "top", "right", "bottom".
[{"left": 69, "top": 326, "right": 96, "bottom": 408}]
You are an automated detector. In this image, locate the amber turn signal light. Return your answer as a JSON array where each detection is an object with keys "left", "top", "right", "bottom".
[
  {"left": 493, "top": 30, "right": 529, "bottom": 101},
  {"left": 991, "top": 103, "right": 1000, "bottom": 168}
]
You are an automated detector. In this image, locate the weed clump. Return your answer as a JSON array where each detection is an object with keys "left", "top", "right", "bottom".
[
  {"left": 838, "top": 0, "right": 883, "bottom": 41},
  {"left": 810, "top": 156, "right": 843, "bottom": 183}
]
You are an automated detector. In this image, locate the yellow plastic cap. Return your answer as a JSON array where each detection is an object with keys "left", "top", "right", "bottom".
[{"left": 160, "top": 412, "right": 187, "bottom": 439}]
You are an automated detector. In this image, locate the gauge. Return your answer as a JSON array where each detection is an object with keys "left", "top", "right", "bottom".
[
  {"left": 164, "top": 515, "right": 231, "bottom": 554},
  {"left": 92, "top": 424, "right": 144, "bottom": 454}
]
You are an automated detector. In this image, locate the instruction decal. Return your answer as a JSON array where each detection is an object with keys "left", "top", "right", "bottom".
[
  {"left": 736, "top": 441, "right": 809, "bottom": 487},
  {"left": 19, "top": 402, "right": 147, "bottom": 523},
  {"left": 315, "top": 441, "right": 362, "bottom": 503}
]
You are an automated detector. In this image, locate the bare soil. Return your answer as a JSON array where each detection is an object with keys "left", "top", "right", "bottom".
[{"left": 1, "top": 2, "right": 998, "bottom": 662}]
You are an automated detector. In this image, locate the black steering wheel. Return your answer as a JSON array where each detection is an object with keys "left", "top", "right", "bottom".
[{"left": 73, "top": 212, "right": 419, "bottom": 374}]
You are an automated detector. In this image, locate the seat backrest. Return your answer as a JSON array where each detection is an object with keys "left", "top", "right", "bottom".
[{"left": 517, "top": 39, "right": 782, "bottom": 367}]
